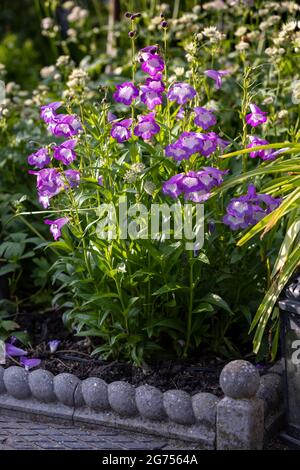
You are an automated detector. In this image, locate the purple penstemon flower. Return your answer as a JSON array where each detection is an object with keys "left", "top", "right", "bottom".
[
  {"left": 48, "top": 114, "right": 82, "bottom": 138},
  {"left": 162, "top": 174, "right": 184, "bottom": 198},
  {"left": 165, "top": 142, "right": 190, "bottom": 161},
  {"left": 139, "top": 45, "right": 160, "bottom": 61},
  {"left": 248, "top": 136, "right": 275, "bottom": 160},
  {"left": 141, "top": 54, "right": 165, "bottom": 77},
  {"left": 20, "top": 357, "right": 41, "bottom": 371},
  {"left": 140, "top": 86, "right": 163, "bottom": 110},
  {"left": 28, "top": 147, "right": 51, "bottom": 169},
  {"left": 40, "top": 101, "right": 62, "bottom": 123},
  {"left": 204, "top": 70, "right": 229, "bottom": 89},
  {"left": 162, "top": 167, "right": 227, "bottom": 202},
  {"left": 107, "top": 111, "right": 117, "bottom": 123},
  {"left": 223, "top": 184, "right": 281, "bottom": 230},
  {"left": 176, "top": 108, "right": 185, "bottom": 121},
  {"left": 167, "top": 83, "right": 196, "bottom": 105},
  {"left": 48, "top": 340, "right": 61, "bottom": 353},
  {"left": 194, "top": 107, "right": 217, "bottom": 130},
  {"left": 144, "top": 77, "right": 165, "bottom": 93},
  {"left": 198, "top": 133, "right": 218, "bottom": 157},
  {"left": 245, "top": 104, "right": 267, "bottom": 127},
  {"left": 177, "top": 132, "right": 203, "bottom": 156},
  {"left": 64, "top": 169, "right": 80, "bottom": 188},
  {"left": 29, "top": 168, "right": 64, "bottom": 199},
  {"left": 5, "top": 343, "right": 28, "bottom": 357},
  {"left": 53, "top": 139, "right": 77, "bottom": 165},
  {"left": 134, "top": 112, "right": 160, "bottom": 140},
  {"left": 98, "top": 175, "right": 104, "bottom": 186},
  {"left": 110, "top": 119, "right": 133, "bottom": 143},
  {"left": 44, "top": 217, "right": 69, "bottom": 241},
  {"left": 113, "top": 82, "right": 139, "bottom": 106}
]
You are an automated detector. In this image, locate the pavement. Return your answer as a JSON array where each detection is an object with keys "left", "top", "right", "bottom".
[{"left": 0, "top": 414, "right": 172, "bottom": 450}]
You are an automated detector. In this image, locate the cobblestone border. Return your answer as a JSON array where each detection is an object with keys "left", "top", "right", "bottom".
[{"left": 0, "top": 360, "right": 284, "bottom": 449}]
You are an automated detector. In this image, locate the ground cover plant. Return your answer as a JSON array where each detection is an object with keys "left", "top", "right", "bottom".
[{"left": 1, "top": 1, "right": 300, "bottom": 366}]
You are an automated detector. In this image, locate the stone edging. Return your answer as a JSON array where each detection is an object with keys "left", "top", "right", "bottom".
[{"left": 0, "top": 360, "right": 284, "bottom": 450}]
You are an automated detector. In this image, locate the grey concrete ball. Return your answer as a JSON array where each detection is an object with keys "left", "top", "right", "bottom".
[
  {"left": 3, "top": 366, "right": 31, "bottom": 399},
  {"left": 192, "top": 392, "right": 219, "bottom": 427},
  {"left": 29, "top": 369, "right": 56, "bottom": 403},
  {"left": 108, "top": 381, "right": 138, "bottom": 417},
  {"left": 135, "top": 385, "right": 166, "bottom": 421},
  {"left": 220, "top": 360, "right": 260, "bottom": 399},
  {"left": 163, "top": 390, "right": 195, "bottom": 425},
  {"left": 82, "top": 377, "right": 109, "bottom": 411},
  {"left": 54, "top": 373, "right": 83, "bottom": 407}
]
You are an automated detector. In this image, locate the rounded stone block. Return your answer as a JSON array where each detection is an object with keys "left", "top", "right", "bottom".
[
  {"left": 108, "top": 381, "right": 138, "bottom": 417},
  {"left": 192, "top": 392, "right": 219, "bottom": 427},
  {"left": 0, "top": 366, "right": 5, "bottom": 394},
  {"left": 163, "top": 390, "right": 195, "bottom": 425},
  {"left": 220, "top": 360, "right": 260, "bottom": 399},
  {"left": 82, "top": 377, "right": 109, "bottom": 411},
  {"left": 3, "top": 366, "right": 31, "bottom": 399},
  {"left": 135, "top": 385, "right": 166, "bottom": 421},
  {"left": 257, "top": 373, "right": 282, "bottom": 411},
  {"left": 54, "top": 373, "right": 83, "bottom": 407},
  {"left": 29, "top": 369, "right": 56, "bottom": 403}
]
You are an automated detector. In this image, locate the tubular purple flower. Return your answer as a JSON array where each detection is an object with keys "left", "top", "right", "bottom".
[
  {"left": 144, "top": 77, "right": 165, "bottom": 93},
  {"left": 204, "top": 69, "right": 229, "bottom": 89},
  {"left": 248, "top": 136, "right": 275, "bottom": 160},
  {"left": 167, "top": 83, "right": 196, "bottom": 105},
  {"left": 53, "top": 139, "right": 77, "bottom": 165},
  {"left": 141, "top": 54, "right": 165, "bottom": 77},
  {"left": 176, "top": 108, "right": 185, "bottom": 120},
  {"left": 134, "top": 112, "right": 160, "bottom": 140},
  {"left": 110, "top": 118, "right": 133, "bottom": 143},
  {"left": 178, "top": 132, "right": 203, "bottom": 156},
  {"left": 28, "top": 147, "right": 51, "bottom": 169},
  {"left": 165, "top": 142, "right": 190, "bottom": 161},
  {"left": 29, "top": 168, "right": 64, "bottom": 199},
  {"left": 194, "top": 107, "right": 217, "bottom": 130},
  {"left": 40, "top": 101, "right": 62, "bottom": 123},
  {"left": 113, "top": 82, "right": 139, "bottom": 106},
  {"left": 140, "top": 87, "right": 163, "bottom": 110},
  {"left": 5, "top": 343, "right": 28, "bottom": 357},
  {"left": 198, "top": 133, "right": 218, "bottom": 157},
  {"left": 20, "top": 357, "right": 41, "bottom": 371},
  {"left": 48, "top": 114, "right": 82, "bottom": 137},
  {"left": 48, "top": 340, "right": 60, "bottom": 353},
  {"left": 245, "top": 104, "right": 267, "bottom": 127},
  {"left": 64, "top": 169, "right": 80, "bottom": 188},
  {"left": 44, "top": 217, "right": 69, "bottom": 240},
  {"left": 223, "top": 184, "right": 281, "bottom": 230},
  {"left": 107, "top": 111, "right": 117, "bottom": 123},
  {"left": 98, "top": 175, "right": 104, "bottom": 186},
  {"left": 162, "top": 174, "right": 184, "bottom": 198}
]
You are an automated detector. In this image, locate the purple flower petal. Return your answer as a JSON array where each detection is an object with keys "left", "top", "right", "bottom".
[
  {"left": 48, "top": 340, "right": 61, "bottom": 353},
  {"left": 28, "top": 148, "right": 51, "bottom": 169},
  {"left": 20, "top": 357, "right": 41, "bottom": 371},
  {"left": 113, "top": 82, "right": 139, "bottom": 106},
  {"left": 44, "top": 217, "right": 69, "bottom": 240},
  {"left": 134, "top": 113, "right": 160, "bottom": 140},
  {"left": 204, "top": 70, "right": 229, "bottom": 89},
  {"left": 167, "top": 83, "right": 196, "bottom": 105},
  {"left": 5, "top": 343, "right": 28, "bottom": 357}
]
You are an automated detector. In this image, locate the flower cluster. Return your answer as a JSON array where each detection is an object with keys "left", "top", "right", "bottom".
[
  {"left": 223, "top": 184, "right": 282, "bottom": 230},
  {"left": 28, "top": 102, "right": 83, "bottom": 237},
  {"left": 162, "top": 167, "right": 228, "bottom": 202}
]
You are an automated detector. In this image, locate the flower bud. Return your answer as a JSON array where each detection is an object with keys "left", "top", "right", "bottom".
[{"left": 161, "top": 20, "right": 168, "bottom": 28}]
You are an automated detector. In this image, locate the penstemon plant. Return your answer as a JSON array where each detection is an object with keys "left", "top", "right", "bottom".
[{"left": 22, "top": 14, "right": 295, "bottom": 364}]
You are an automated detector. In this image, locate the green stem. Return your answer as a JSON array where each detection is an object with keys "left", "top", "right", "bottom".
[{"left": 184, "top": 251, "right": 194, "bottom": 357}]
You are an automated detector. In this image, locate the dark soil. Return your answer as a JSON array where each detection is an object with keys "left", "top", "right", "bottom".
[{"left": 10, "top": 309, "right": 269, "bottom": 396}]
